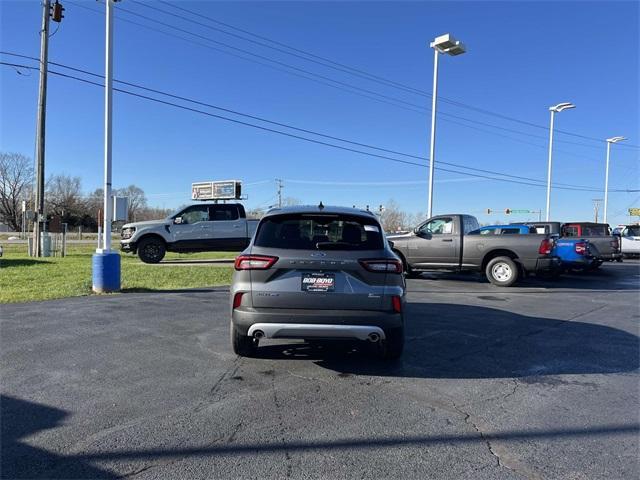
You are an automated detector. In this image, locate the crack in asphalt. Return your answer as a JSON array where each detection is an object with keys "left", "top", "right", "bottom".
[
  {"left": 271, "top": 370, "right": 293, "bottom": 479},
  {"left": 449, "top": 399, "right": 527, "bottom": 479}
]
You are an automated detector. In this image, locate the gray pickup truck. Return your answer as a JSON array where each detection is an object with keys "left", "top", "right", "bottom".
[
  {"left": 388, "top": 214, "right": 560, "bottom": 286},
  {"left": 120, "top": 203, "right": 258, "bottom": 263}
]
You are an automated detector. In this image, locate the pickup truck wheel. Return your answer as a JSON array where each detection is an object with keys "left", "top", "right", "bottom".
[
  {"left": 381, "top": 327, "right": 404, "bottom": 361},
  {"left": 230, "top": 323, "right": 257, "bottom": 357},
  {"left": 486, "top": 256, "right": 519, "bottom": 287},
  {"left": 137, "top": 238, "right": 166, "bottom": 264}
]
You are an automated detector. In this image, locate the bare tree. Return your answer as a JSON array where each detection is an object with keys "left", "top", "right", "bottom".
[
  {"left": 116, "top": 185, "right": 147, "bottom": 222},
  {"left": 46, "top": 174, "right": 85, "bottom": 225},
  {"left": 0, "top": 152, "right": 33, "bottom": 231},
  {"left": 380, "top": 199, "right": 408, "bottom": 233},
  {"left": 135, "top": 206, "right": 173, "bottom": 221}
]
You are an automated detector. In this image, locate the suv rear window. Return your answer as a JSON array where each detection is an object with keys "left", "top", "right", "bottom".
[{"left": 254, "top": 214, "right": 384, "bottom": 250}]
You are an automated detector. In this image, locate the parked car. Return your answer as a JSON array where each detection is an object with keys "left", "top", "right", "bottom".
[
  {"left": 479, "top": 224, "right": 597, "bottom": 272},
  {"left": 389, "top": 214, "right": 560, "bottom": 287},
  {"left": 469, "top": 224, "right": 537, "bottom": 235},
  {"left": 120, "top": 203, "right": 259, "bottom": 263},
  {"left": 613, "top": 224, "right": 640, "bottom": 258},
  {"left": 230, "top": 204, "right": 405, "bottom": 360}
]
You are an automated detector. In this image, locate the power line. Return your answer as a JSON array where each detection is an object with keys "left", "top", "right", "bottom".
[
  {"left": 2, "top": 52, "right": 618, "bottom": 191},
  {"left": 68, "top": 1, "right": 637, "bottom": 153},
  {"left": 3, "top": 60, "right": 637, "bottom": 194},
  {"left": 141, "top": 0, "right": 639, "bottom": 150}
]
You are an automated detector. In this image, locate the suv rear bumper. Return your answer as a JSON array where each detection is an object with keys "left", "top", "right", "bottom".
[
  {"left": 232, "top": 307, "right": 403, "bottom": 337},
  {"left": 248, "top": 323, "right": 385, "bottom": 341}
]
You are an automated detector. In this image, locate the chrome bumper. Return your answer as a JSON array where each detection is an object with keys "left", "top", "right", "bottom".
[{"left": 247, "top": 323, "right": 386, "bottom": 341}]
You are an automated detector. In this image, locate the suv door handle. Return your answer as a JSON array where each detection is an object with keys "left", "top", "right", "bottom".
[{"left": 442, "top": 239, "right": 453, "bottom": 242}]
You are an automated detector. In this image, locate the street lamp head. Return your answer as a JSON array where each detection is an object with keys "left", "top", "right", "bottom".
[
  {"left": 431, "top": 33, "right": 466, "bottom": 56},
  {"left": 606, "top": 136, "right": 626, "bottom": 143},
  {"left": 549, "top": 102, "right": 576, "bottom": 112}
]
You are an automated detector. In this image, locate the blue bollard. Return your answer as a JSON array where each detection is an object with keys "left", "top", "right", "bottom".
[{"left": 92, "top": 251, "right": 121, "bottom": 293}]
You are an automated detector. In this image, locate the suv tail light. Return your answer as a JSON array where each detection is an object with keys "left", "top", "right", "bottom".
[
  {"left": 234, "top": 255, "right": 278, "bottom": 270},
  {"left": 575, "top": 242, "right": 587, "bottom": 255},
  {"left": 391, "top": 295, "right": 402, "bottom": 313},
  {"left": 359, "top": 259, "right": 403, "bottom": 273},
  {"left": 538, "top": 238, "right": 553, "bottom": 255},
  {"left": 232, "top": 292, "right": 244, "bottom": 309}
]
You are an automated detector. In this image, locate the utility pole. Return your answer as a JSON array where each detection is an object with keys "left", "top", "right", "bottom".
[
  {"left": 276, "top": 178, "right": 283, "bottom": 208},
  {"left": 32, "top": 0, "right": 64, "bottom": 257},
  {"left": 592, "top": 199, "right": 603, "bottom": 223},
  {"left": 33, "top": 0, "right": 51, "bottom": 257}
]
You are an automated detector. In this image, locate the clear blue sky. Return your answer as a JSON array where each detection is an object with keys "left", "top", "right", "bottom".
[{"left": 1, "top": 0, "right": 638, "bottom": 225}]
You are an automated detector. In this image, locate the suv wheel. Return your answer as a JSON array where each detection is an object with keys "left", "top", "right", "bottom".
[
  {"left": 231, "top": 323, "right": 257, "bottom": 357},
  {"left": 137, "top": 237, "right": 166, "bottom": 264},
  {"left": 381, "top": 327, "right": 404, "bottom": 361},
  {"left": 486, "top": 256, "right": 519, "bottom": 287}
]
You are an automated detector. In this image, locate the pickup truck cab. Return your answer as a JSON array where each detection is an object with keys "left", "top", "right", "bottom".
[
  {"left": 120, "top": 203, "right": 259, "bottom": 263},
  {"left": 389, "top": 214, "right": 560, "bottom": 287}
]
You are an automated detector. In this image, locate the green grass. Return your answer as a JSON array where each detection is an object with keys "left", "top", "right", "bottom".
[{"left": 0, "top": 244, "right": 235, "bottom": 303}]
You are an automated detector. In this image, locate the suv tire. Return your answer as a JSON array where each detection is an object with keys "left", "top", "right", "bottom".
[
  {"left": 381, "top": 327, "right": 404, "bottom": 361},
  {"left": 137, "top": 237, "right": 166, "bottom": 264},
  {"left": 231, "top": 323, "right": 257, "bottom": 357},
  {"left": 486, "top": 256, "right": 519, "bottom": 287}
]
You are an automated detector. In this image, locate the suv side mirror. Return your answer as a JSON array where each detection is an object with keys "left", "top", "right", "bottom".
[
  {"left": 174, "top": 216, "right": 183, "bottom": 225},
  {"left": 388, "top": 240, "right": 395, "bottom": 249}
]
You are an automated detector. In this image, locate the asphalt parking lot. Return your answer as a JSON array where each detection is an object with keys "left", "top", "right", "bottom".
[{"left": 2, "top": 261, "right": 639, "bottom": 479}]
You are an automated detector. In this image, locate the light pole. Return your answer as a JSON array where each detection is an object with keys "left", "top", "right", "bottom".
[
  {"left": 603, "top": 136, "right": 626, "bottom": 224},
  {"left": 545, "top": 102, "right": 575, "bottom": 221},
  {"left": 427, "top": 33, "right": 466, "bottom": 218},
  {"left": 92, "top": 0, "right": 121, "bottom": 293}
]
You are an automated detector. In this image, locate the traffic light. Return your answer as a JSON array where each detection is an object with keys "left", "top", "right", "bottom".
[
  {"left": 486, "top": 208, "right": 492, "bottom": 214},
  {"left": 505, "top": 208, "right": 512, "bottom": 215},
  {"left": 51, "top": 1, "right": 65, "bottom": 22}
]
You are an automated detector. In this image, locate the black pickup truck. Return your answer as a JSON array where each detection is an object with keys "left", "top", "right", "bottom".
[{"left": 388, "top": 214, "right": 560, "bottom": 286}]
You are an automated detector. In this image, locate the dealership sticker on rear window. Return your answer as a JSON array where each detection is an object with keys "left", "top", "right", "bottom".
[
  {"left": 364, "top": 225, "right": 379, "bottom": 232},
  {"left": 301, "top": 272, "right": 335, "bottom": 292}
]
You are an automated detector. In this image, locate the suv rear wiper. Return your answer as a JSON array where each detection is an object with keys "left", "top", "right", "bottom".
[{"left": 316, "top": 241, "right": 357, "bottom": 250}]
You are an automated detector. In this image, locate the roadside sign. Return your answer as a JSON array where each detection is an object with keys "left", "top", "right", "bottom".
[
  {"left": 629, "top": 208, "right": 640, "bottom": 216},
  {"left": 192, "top": 180, "right": 242, "bottom": 200}
]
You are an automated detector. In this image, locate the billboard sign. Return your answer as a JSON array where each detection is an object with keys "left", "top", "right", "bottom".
[
  {"left": 629, "top": 208, "right": 640, "bottom": 216},
  {"left": 192, "top": 180, "right": 242, "bottom": 201}
]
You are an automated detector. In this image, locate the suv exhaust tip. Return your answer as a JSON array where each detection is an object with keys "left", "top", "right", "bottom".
[
  {"left": 367, "top": 332, "right": 381, "bottom": 343},
  {"left": 253, "top": 330, "right": 265, "bottom": 340}
]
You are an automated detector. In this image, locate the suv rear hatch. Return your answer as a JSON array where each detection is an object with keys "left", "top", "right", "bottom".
[{"left": 243, "top": 212, "right": 398, "bottom": 311}]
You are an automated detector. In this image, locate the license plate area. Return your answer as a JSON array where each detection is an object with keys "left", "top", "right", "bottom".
[{"left": 301, "top": 272, "right": 335, "bottom": 292}]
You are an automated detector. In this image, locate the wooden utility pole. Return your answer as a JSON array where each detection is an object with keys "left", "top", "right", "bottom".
[
  {"left": 32, "top": 1, "right": 64, "bottom": 256},
  {"left": 33, "top": 0, "right": 51, "bottom": 257}
]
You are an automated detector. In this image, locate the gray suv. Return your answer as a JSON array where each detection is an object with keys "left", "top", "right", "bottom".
[{"left": 230, "top": 205, "right": 405, "bottom": 360}]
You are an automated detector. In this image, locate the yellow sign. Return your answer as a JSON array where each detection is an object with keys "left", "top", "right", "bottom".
[{"left": 629, "top": 208, "right": 640, "bottom": 216}]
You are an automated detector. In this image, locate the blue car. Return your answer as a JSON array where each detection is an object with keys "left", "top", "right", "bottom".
[{"left": 470, "top": 224, "right": 596, "bottom": 272}]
